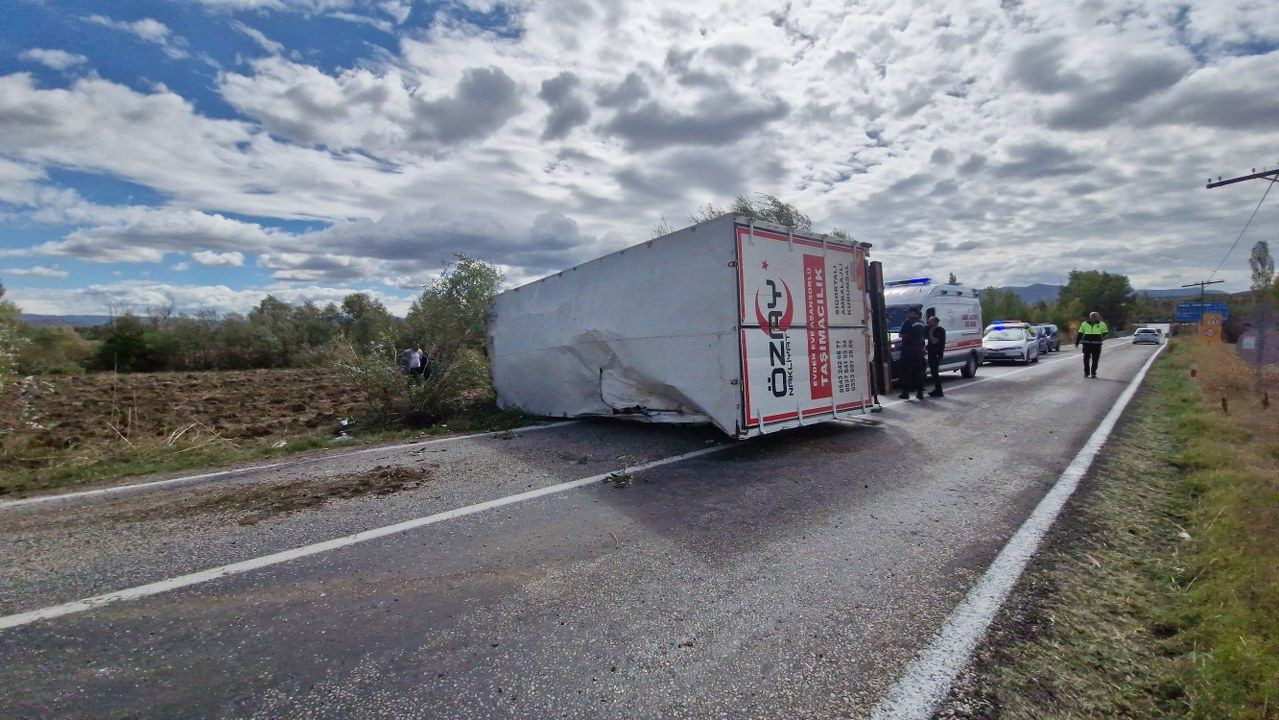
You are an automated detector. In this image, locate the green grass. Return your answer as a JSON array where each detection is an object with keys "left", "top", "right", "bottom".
[
  {"left": 0, "top": 405, "right": 536, "bottom": 498},
  {"left": 940, "top": 341, "right": 1277, "bottom": 719}
]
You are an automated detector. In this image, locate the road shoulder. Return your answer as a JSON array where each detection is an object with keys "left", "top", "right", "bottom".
[{"left": 935, "top": 341, "right": 1278, "bottom": 719}]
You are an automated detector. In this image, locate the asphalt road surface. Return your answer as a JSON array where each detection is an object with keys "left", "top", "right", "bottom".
[{"left": 1, "top": 339, "right": 1158, "bottom": 719}]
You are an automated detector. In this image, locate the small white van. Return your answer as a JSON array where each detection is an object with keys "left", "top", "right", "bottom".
[{"left": 883, "top": 277, "right": 984, "bottom": 379}]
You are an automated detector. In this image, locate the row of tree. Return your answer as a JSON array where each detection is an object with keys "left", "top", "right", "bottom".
[
  {"left": 3, "top": 255, "right": 503, "bottom": 375},
  {"left": 977, "top": 270, "right": 1138, "bottom": 333}
]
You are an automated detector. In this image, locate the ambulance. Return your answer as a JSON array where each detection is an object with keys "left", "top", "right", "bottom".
[{"left": 883, "top": 277, "right": 984, "bottom": 380}]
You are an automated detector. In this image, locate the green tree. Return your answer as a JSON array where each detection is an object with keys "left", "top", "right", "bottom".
[
  {"left": 1, "top": 282, "right": 30, "bottom": 436},
  {"left": 395, "top": 254, "right": 505, "bottom": 421},
  {"left": 1057, "top": 270, "right": 1134, "bottom": 329},
  {"left": 688, "top": 193, "right": 813, "bottom": 229},
  {"left": 16, "top": 325, "right": 93, "bottom": 374},
  {"left": 978, "top": 287, "right": 1030, "bottom": 323},
  {"left": 340, "top": 292, "right": 395, "bottom": 351},
  {"left": 1250, "top": 240, "right": 1274, "bottom": 292},
  {"left": 95, "top": 314, "right": 157, "bottom": 372}
]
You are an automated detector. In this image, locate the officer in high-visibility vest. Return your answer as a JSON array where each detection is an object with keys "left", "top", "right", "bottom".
[{"left": 1074, "top": 311, "right": 1109, "bottom": 378}]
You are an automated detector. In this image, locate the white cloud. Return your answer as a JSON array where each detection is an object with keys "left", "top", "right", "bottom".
[
  {"left": 5, "top": 0, "right": 1279, "bottom": 315},
  {"left": 191, "top": 250, "right": 246, "bottom": 267},
  {"left": 18, "top": 48, "right": 88, "bottom": 70},
  {"left": 171, "top": 261, "right": 190, "bottom": 271},
  {"left": 84, "top": 15, "right": 189, "bottom": 60},
  {"left": 2, "top": 265, "right": 68, "bottom": 278},
  {"left": 230, "top": 21, "right": 284, "bottom": 56},
  {"left": 5, "top": 281, "right": 412, "bottom": 316}
]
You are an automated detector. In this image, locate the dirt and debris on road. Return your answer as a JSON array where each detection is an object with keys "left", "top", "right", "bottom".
[{"left": 98, "top": 463, "right": 440, "bottom": 526}]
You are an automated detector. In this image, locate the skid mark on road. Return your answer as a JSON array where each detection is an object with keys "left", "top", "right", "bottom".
[{"left": 866, "top": 343, "right": 1166, "bottom": 720}]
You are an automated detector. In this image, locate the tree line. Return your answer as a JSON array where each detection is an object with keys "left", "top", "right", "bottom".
[{"left": 1, "top": 254, "right": 503, "bottom": 376}]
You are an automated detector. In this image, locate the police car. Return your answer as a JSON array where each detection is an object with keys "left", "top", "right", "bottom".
[
  {"left": 883, "top": 277, "right": 984, "bottom": 380},
  {"left": 982, "top": 321, "right": 1040, "bottom": 364}
]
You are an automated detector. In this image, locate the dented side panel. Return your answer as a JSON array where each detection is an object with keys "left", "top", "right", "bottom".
[{"left": 487, "top": 216, "right": 745, "bottom": 434}]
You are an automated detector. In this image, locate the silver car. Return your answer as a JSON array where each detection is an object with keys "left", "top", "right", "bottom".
[{"left": 1132, "top": 327, "right": 1163, "bottom": 345}]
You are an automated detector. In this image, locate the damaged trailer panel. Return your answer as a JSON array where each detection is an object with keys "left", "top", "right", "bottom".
[{"left": 486, "top": 214, "right": 884, "bottom": 439}]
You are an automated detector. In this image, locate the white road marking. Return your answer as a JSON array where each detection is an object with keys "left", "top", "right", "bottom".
[
  {"left": 865, "top": 342, "right": 1167, "bottom": 720},
  {"left": 0, "top": 421, "right": 578, "bottom": 511},
  {"left": 0, "top": 444, "right": 729, "bottom": 631},
  {"left": 1, "top": 337, "right": 1145, "bottom": 632}
]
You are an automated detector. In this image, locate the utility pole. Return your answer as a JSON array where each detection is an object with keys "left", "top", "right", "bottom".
[
  {"left": 1206, "top": 167, "right": 1279, "bottom": 189},
  {"left": 1181, "top": 279, "right": 1225, "bottom": 306},
  {"left": 1205, "top": 165, "right": 1277, "bottom": 394}
]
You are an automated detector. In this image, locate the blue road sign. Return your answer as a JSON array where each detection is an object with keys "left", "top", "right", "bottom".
[{"left": 1174, "top": 302, "right": 1230, "bottom": 323}]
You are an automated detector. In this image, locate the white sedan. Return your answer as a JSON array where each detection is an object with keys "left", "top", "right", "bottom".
[
  {"left": 982, "top": 326, "right": 1040, "bottom": 364},
  {"left": 1132, "top": 327, "right": 1164, "bottom": 345}
]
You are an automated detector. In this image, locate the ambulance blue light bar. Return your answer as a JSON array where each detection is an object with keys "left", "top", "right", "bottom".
[{"left": 885, "top": 277, "right": 932, "bottom": 287}]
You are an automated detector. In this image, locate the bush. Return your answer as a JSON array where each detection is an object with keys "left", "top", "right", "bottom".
[
  {"left": 16, "top": 325, "right": 94, "bottom": 375},
  {"left": 334, "top": 254, "right": 504, "bottom": 427}
]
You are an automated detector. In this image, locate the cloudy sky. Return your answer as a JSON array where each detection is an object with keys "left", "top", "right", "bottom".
[{"left": 1, "top": 0, "right": 1276, "bottom": 315}]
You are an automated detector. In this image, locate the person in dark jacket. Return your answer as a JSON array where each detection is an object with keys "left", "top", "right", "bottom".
[
  {"left": 898, "top": 306, "right": 927, "bottom": 400},
  {"left": 1074, "top": 311, "right": 1109, "bottom": 378},
  {"left": 926, "top": 315, "right": 947, "bottom": 397}
]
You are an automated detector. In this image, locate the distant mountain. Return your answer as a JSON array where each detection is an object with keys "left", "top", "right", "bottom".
[
  {"left": 998, "top": 283, "right": 1062, "bottom": 305},
  {"left": 1133, "top": 288, "right": 1227, "bottom": 298},
  {"left": 20, "top": 314, "right": 113, "bottom": 327}
]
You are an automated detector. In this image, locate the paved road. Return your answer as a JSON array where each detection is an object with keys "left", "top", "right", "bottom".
[{"left": 0, "top": 340, "right": 1156, "bottom": 719}]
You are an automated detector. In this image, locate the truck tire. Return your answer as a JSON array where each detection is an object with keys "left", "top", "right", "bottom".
[{"left": 960, "top": 354, "right": 978, "bottom": 378}]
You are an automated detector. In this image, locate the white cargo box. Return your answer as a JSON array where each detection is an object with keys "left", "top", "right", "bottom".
[{"left": 486, "top": 214, "right": 878, "bottom": 439}]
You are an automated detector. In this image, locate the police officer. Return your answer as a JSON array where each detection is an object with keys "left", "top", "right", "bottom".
[
  {"left": 898, "top": 306, "right": 927, "bottom": 400},
  {"left": 926, "top": 314, "right": 947, "bottom": 397},
  {"left": 1075, "top": 311, "right": 1109, "bottom": 378}
]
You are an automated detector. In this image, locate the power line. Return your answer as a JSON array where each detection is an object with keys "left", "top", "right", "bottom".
[{"left": 1207, "top": 177, "right": 1273, "bottom": 282}]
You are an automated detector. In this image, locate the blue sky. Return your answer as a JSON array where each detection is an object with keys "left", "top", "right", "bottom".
[{"left": 2, "top": 0, "right": 1277, "bottom": 315}]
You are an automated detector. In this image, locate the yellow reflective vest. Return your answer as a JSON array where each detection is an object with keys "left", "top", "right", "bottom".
[{"left": 1077, "top": 320, "right": 1108, "bottom": 344}]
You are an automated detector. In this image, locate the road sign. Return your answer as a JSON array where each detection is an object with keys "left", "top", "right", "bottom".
[
  {"left": 1237, "top": 327, "right": 1279, "bottom": 366},
  {"left": 1174, "top": 302, "right": 1230, "bottom": 323},
  {"left": 1201, "top": 312, "right": 1223, "bottom": 343}
]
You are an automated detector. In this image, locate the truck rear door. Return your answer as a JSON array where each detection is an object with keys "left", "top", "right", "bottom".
[{"left": 735, "top": 222, "right": 874, "bottom": 435}]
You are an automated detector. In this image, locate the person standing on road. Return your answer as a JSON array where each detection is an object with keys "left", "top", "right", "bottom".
[
  {"left": 926, "top": 315, "right": 947, "bottom": 397},
  {"left": 898, "top": 307, "right": 927, "bottom": 400},
  {"left": 1075, "top": 312, "right": 1109, "bottom": 378}
]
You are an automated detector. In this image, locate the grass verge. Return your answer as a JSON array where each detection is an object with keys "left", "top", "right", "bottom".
[{"left": 938, "top": 339, "right": 1277, "bottom": 719}]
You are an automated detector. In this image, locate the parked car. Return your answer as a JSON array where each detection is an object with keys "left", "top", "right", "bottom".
[
  {"left": 1132, "top": 327, "right": 1163, "bottom": 345},
  {"left": 982, "top": 322, "right": 1040, "bottom": 365},
  {"left": 1035, "top": 323, "right": 1061, "bottom": 351},
  {"left": 1033, "top": 325, "right": 1053, "bottom": 354}
]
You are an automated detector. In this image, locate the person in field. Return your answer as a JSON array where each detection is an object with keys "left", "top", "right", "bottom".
[{"left": 407, "top": 344, "right": 424, "bottom": 382}]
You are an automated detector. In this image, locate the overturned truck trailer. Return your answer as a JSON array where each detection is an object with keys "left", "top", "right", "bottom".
[{"left": 487, "top": 214, "right": 890, "bottom": 439}]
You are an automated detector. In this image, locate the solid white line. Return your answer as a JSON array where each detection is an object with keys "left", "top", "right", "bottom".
[
  {"left": 0, "top": 421, "right": 578, "bottom": 511},
  {"left": 865, "top": 342, "right": 1167, "bottom": 720},
  {"left": 0, "top": 443, "right": 729, "bottom": 631}
]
